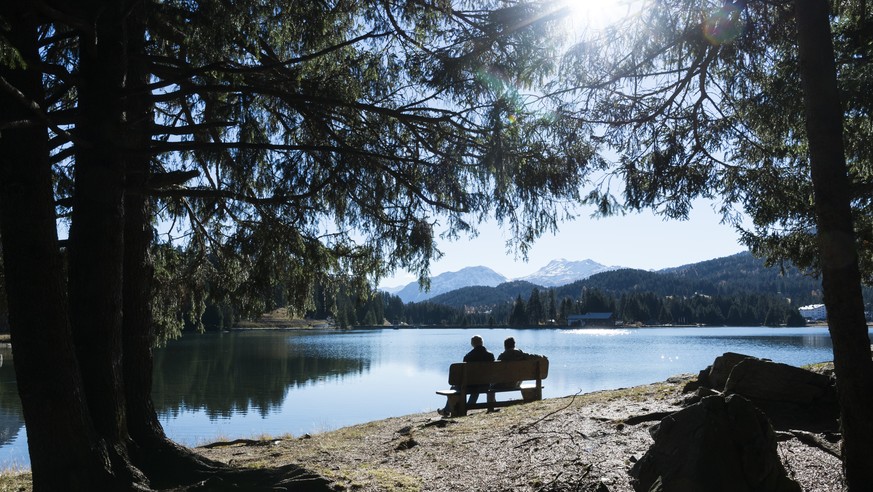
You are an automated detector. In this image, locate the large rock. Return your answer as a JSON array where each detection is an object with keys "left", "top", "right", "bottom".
[
  {"left": 690, "top": 352, "right": 760, "bottom": 392},
  {"left": 688, "top": 352, "right": 839, "bottom": 432},
  {"left": 629, "top": 394, "right": 801, "bottom": 492},
  {"left": 725, "top": 357, "right": 832, "bottom": 403},
  {"left": 725, "top": 357, "right": 838, "bottom": 432}
]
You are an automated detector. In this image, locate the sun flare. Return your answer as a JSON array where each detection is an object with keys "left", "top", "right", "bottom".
[{"left": 558, "top": 0, "right": 640, "bottom": 36}]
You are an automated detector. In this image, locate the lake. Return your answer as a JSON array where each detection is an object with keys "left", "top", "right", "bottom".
[{"left": 0, "top": 326, "right": 856, "bottom": 469}]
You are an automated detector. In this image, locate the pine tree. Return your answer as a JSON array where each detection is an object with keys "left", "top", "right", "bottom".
[
  {"left": 509, "top": 295, "right": 529, "bottom": 326},
  {"left": 557, "top": 0, "right": 873, "bottom": 483},
  {"left": 527, "top": 288, "right": 544, "bottom": 325},
  {"left": 0, "top": 1, "right": 587, "bottom": 488}
]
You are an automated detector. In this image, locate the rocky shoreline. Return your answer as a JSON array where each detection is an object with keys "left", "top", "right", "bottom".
[
  {"left": 196, "top": 363, "right": 844, "bottom": 491},
  {"left": 0, "top": 358, "right": 846, "bottom": 491}
]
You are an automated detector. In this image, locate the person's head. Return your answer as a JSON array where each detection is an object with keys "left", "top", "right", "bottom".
[
  {"left": 504, "top": 336, "right": 516, "bottom": 350},
  {"left": 470, "top": 335, "right": 484, "bottom": 348}
]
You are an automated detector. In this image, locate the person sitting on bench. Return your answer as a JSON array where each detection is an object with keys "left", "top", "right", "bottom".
[
  {"left": 438, "top": 335, "right": 494, "bottom": 416},
  {"left": 494, "top": 337, "right": 544, "bottom": 389}
]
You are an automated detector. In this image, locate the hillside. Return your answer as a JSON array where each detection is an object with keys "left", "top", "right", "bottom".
[
  {"left": 387, "top": 259, "right": 615, "bottom": 302},
  {"left": 555, "top": 253, "right": 826, "bottom": 304},
  {"left": 429, "top": 252, "right": 838, "bottom": 309},
  {"left": 426, "top": 280, "right": 540, "bottom": 307}
]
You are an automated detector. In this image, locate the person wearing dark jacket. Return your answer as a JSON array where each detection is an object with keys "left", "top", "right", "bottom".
[
  {"left": 497, "top": 336, "right": 527, "bottom": 362},
  {"left": 438, "top": 335, "right": 494, "bottom": 416},
  {"left": 495, "top": 337, "right": 545, "bottom": 389},
  {"left": 464, "top": 335, "right": 495, "bottom": 363}
]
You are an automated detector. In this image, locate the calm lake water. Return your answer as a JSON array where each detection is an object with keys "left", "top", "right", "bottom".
[{"left": 0, "top": 326, "right": 859, "bottom": 469}]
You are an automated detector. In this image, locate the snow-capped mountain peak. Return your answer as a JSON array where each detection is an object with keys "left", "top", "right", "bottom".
[
  {"left": 393, "top": 266, "right": 508, "bottom": 303},
  {"left": 516, "top": 259, "right": 618, "bottom": 287},
  {"left": 384, "top": 259, "right": 623, "bottom": 302}
]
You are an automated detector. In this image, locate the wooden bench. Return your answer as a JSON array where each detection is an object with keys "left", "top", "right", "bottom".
[{"left": 435, "top": 358, "right": 549, "bottom": 417}]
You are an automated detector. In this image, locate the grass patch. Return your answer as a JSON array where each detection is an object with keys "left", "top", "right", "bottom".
[
  {"left": 314, "top": 463, "right": 421, "bottom": 492},
  {"left": 802, "top": 361, "right": 834, "bottom": 374},
  {"left": 0, "top": 470, "right": 31, "bottom": 492},
  {"left": 363, "top": 466, "right": 421, "bottom": 491}
]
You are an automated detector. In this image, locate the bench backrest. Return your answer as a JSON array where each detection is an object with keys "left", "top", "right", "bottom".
[{"left": 447, "top": 358, "right": 549, "bottom": 386}]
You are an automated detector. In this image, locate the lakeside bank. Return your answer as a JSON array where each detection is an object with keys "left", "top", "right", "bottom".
[
  {"left": 193, "top": 370, "right": 842, "bottom": 491},
  {"left": 0, "top": 368, "right": 844, "bottom": 491}
]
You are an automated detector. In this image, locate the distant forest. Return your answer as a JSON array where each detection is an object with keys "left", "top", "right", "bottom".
[
  {"left": 312, "top": 252, "right": 873, "bottom": 328},
  {"left": 194, "top": 252, "right": 873, "bottom": 329}
]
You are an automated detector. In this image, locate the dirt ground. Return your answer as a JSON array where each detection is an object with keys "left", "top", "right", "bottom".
[
  {"left": 0, "top": 372, "right": 844, "bottom": 491},
  {"left": 197, "top": 374, "right": 845, "bottom": 491}
]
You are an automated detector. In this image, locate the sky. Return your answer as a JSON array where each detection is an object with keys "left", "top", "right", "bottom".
[
  {"left": 377, "top": 1, "right": 750, "bottom": 290},
  {"left": 378, "top": 199, "right": 748, "bottom": 289}
]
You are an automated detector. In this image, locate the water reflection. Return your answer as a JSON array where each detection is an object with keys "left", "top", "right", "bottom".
[
  {"left": 0, "top": 346, "right": 26, "bottom": 464},
  {"left": 563, "top": 328, "right": 631, "bottom": 336},
  {"left": 801, "top": 334, "right": 834, "bottom": 348},
  {"left": 153, "top": 331, "right": 370, "bottom": 419},
  {"left": 0, "top": 408, "right": 23, "bottom": 449}
]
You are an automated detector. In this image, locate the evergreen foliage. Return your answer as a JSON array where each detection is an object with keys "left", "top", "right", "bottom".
[
  {"left": 553, "top": 0, "right": 873, "bottom": 483},
  {"left": 509, "top": 294, "right": 529, "bottom": 326},
  {"left": 0, "top": 1, "right": 593, "bottom": 489},
  {"left": 3, "top": 0, "right": 873, "bottom": 487}
]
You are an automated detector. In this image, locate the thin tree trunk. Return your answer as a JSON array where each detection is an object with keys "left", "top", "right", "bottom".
[
  {"left": 122, "top": 0, "right": 165, "bottom": 453},
  {"left": 0, "top": 4, "right": 116, "bottom": 490},
  {"left": 794, "top": 0, "right": 873, "bottom": 488},
  {"left": 67, "top": 0, "right": 147, "bottom": 487},
  {"left": 121, "top": 3, "right": 228, "bottom": 486}
]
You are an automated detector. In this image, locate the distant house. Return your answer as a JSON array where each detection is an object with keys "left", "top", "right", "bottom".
[
  {"left": 567, "top": 312, "right": 615, "bottom": 328},
  {"left": 798, "top": 303, "right": 827, "bottom": 321}
]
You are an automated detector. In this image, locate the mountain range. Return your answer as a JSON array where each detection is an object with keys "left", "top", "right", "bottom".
[
  {"left": 518, "top": 258, "right": 619, "bottom": 287},
  {"left": 420, "top": 251, "right": 873, "bottom": 312},
  {"left": 386, "top": 259, "right": 621, "bottom": 303}
]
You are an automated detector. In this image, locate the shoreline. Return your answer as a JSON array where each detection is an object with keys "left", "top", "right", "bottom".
[
  {"left": 0, "top": 324, "right": 838, "bottom": 345},
  {"left": 228, "top": 320, "right": 835, "bottom": 329},
  {"left": 0, "top": 368, "right": 844, "bottom": 491},
  {"left": 229, "top": 307, "right": 836, "bottom": 330},
  {"left": 195, "top": 371, "right": 842, "bottom": 491}
]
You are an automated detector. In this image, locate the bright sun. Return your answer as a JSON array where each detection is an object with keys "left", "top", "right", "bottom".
[{"left": 558, "top": 0, "right": 640, "bottom": 36}]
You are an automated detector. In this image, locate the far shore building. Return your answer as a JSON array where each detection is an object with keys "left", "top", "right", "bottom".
[
  {"left": 798, "top": 303, "right": 827, "bottom": 321},
  {"left": 567, "top": 312, "right": 615, "bottom": 328}
]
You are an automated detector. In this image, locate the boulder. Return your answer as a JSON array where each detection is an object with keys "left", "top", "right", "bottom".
[
  {"left": 629, "top": 394, "right": 801, "bottom": 492},
  {"left": 683, "top": 353, "right": 839, "bottom": 432},
  {"left": 681, "top": 386, "right": 717, "bottom": 407},
  {"left": 725, "top": 358, "right": 838, "bottom": 432},
  {"left": 698, "top": 352, "right": 761, "bottom": 392},
  {"left": 725, "top": 357, "right": 832, "bottom": 403}
]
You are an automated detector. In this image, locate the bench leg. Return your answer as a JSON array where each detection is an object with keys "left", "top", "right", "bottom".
[
  {"left": 444, "top": 394, "right": 465, "bottom": 417},
  {"left": 487, "top": 392, "right": 496, "bottom": 412},
  {"left": 456, "top": 395, "right": 467, "bottom": 416},
  {"left": 520, "top": 387, "right": 541, "bottom": 402}
]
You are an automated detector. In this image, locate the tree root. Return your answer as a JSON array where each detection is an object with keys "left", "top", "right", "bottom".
[
  {"left": 162, "top": 464, "right": 333, "bottom": 492},
  {"left": 622, "top": 411, "right": 674, "bottom": 426},
  {"left": 785, "top": 430, "right": 842, "bottom": 459},
  {"left": 199, "top": 438, "right": 273, "bottom": 449},
  {"left": 123, "top": 435, "right": 335, "bottom": 491}
]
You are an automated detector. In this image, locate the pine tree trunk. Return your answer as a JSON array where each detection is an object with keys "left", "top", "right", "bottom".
[
  {"left": 67, "top": 0, "right": 148, "bottom": 487},
  {"left": 122, "top": 0, "right": 165, "bottom": 454},
  {"left": 0, "top": 4, "right": 117, "bottom": 490},
  {"left": 794, "top": 0, "right": 873, "bottom": 488},
  {"left": 124, "top": 142, "right": 215, "bottom": 487},
  {"left": 120, "top": 4, "right": 229, "bottom": 486}
]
